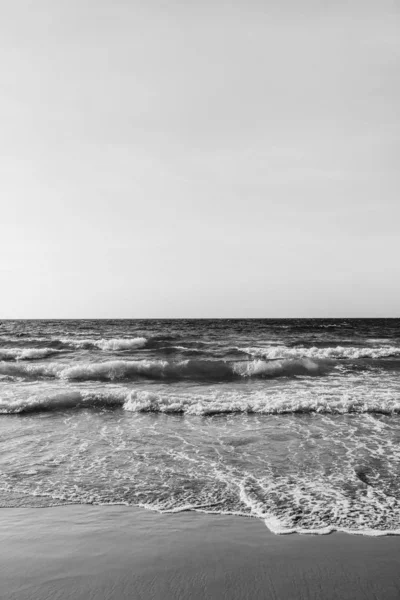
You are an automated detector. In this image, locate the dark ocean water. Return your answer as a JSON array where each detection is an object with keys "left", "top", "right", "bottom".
[{"left": 1, "top": 319, "right": 400, "bottom": 534}]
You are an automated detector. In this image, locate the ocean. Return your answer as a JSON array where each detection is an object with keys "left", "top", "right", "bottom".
[{"left": 1, "top": 318, "right": 400, "bottom": 535}]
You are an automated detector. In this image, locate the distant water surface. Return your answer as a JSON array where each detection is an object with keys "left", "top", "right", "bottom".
[{"left": 1, "top": 318, "right": 400, "bottom": 535}]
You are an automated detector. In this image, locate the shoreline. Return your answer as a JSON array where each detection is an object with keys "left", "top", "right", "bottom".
[
  {"left": 2, "top": 489, "right": 400, "bottom": 537},
  {"left": 1, "top": 505, "right": 400, "bottom": 599}
]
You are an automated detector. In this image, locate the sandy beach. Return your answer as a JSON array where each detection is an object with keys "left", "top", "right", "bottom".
[{"left": 1, "top": 506, "right": 400, "bottom": 600}]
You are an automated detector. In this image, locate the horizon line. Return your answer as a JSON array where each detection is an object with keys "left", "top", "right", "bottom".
[{"left": 1, "top": 317, "right": 399, "bottom": 321}]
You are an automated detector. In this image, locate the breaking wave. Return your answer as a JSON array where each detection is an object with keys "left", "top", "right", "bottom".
[
  {"left": 0, "top": 358, "right": 329, "bottom": 382},
  {"left": 0, "top": 348, "right": 60, "bottom": 361},
  {"left": 0, "top": 336, "right": 148, "bottom": 351},
  {"left": 0, "top": 390, "right": 127, "bottom": 414},
  {"left": 123, "top": 390, "right": 400, "bottom": 416},
  {"left": 60, "top": 337, "right": 148, "bottom": 350},
  {"left": 2, "top": 388, "right": 400, "bottom": 415},
  {"left": 240, "top": 345, "right": 400, "bottom": 360}
]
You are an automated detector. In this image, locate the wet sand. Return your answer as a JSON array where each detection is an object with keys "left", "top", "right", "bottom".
[{"left": 1, "top": 506, "right": 400, "bottom": 600}]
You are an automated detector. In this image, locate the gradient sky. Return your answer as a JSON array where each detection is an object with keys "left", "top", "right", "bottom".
[{"left": 1, "top": 0, "right": 399, "bottom": 317}]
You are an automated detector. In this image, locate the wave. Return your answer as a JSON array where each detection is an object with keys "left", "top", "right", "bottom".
[
  {"left": 0, "top": 357, "right": 329, "bottom": 382},
  {"left": 0, "top": 337, "right": 57, "bottom": 347},
  {"left": 123, "top": 391, "right": 400, "bottom": 416},
  {"left": 0, "top": 336, "right": 148, "bottom": 351},
  {"left": 0, "top": 348, "right": 60, "bottom": 361},
  {"left": 2, "top": 388, "right": 400, "bottom": 415},
  {"left": 93, "top": 337, "right": 147, "bottom": 351},
  {"left": 263, "top": 521, "right": 400, "bottom": 536},
  {"left": 240, "top": 345, "right": 400, "bottom": 360},
  {"left": 0, "top": 390, "right": 127, "bottom": 414},
  {"left": 59, "top": 337, "right": 148, "bottom": 350}
]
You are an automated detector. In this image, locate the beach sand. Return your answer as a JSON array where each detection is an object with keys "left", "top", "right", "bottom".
[{"left": 1, "top": 506, "right": 400, "bottom": 600}]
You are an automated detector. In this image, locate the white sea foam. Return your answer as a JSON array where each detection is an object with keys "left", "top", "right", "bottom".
[
  {"left": 0, "top": 348, "right": 59, "bottom": 361},
  {"left": 60, "top": 337, "right": 148, "bottom": 350},
  {"left": 123, "top": 389, "right": 400, "bottom": 416},
  {"left": 263, "top": 516, "right": 400, "bottom": 536},
  {"left": 92, "top": 337, "right": 147, "bottom": 351},
  {"left": 0, "top": 390, "right": 127, "bottom": 414},
  {"left": 240, "top": 345, "right": 400, "bottom": 360},
  {"left": 0, "top": 336, "right": 148, "bottom": 350},
  {"left": 3, "top": 386, "right": 399, "bottom": 415},
  {"left": 232, "top": 358, "right": 321, "bottom": 377},
  {"left": 0, "top": 357, "right": 329, "bottom": 382}
]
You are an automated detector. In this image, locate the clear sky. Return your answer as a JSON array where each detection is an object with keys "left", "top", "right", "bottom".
[{"left": 1, "top": 0, "right": 399, "bottom": 318}]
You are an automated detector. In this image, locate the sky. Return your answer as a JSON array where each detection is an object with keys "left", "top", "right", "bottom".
[{"left": 1, "top": 0, "right": 399, "bottom": 318}]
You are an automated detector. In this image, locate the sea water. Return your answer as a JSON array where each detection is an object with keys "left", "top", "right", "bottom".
[{"left": 1, "top": 319, "right": 400, "bottom": 535}]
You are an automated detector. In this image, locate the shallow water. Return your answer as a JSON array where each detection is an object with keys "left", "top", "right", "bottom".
[{"left": 1, "top": 319, "right": 400, "bottom": 534}]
